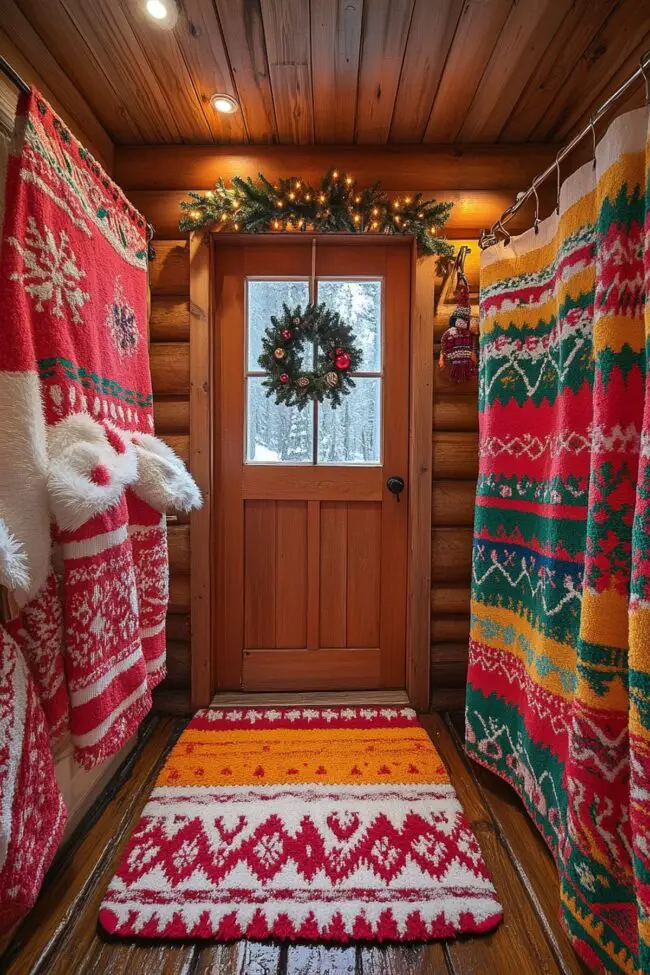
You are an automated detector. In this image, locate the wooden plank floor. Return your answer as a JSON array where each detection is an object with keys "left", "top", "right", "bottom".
[{"left": 0, "top": 713, "right": 589, "bottom": 975}]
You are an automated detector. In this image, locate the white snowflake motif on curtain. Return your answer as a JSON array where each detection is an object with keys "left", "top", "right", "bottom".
[
  {"left": 8, "top": 215, "right": 90, "bottom": 323},
  {"left": 105, "top": 276, "right": 139, "bottom": 356}
]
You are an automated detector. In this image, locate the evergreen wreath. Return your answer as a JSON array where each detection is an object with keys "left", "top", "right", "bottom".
[
  {"left": 259, "top": 302, "right": 363, "bottom": 410},
  {"left": 179, "top": 169, "right": 453, "bottom": 258}
]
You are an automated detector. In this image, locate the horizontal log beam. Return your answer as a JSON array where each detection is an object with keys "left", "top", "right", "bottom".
[
  {"left": 168, "top": 524, "right": 190, "bottom": 575},
  {"left": 153, "top": 398, "right": 190, "bottom": 435},
  {"left": 431, "top": 585, "right": 471, "bottom": 616},
  {"left": 150, "top": 343, "right": 190, "bottom": 397},
  {"left": 149, "top": 241, "right": 190, "bottom": 296},
  {"left": 431, "top": 616, "right": 470, "bottom": 644},
  {"left": 433, "top": 395, "right": 478, "bottom": 432},
  {"left": 150, "top": 297, "right": 190, "bottom": 342},
  {"left": 432, "top": 432, "right": 478, "bottom": 480},
  {"left": 430, "top": 643, "right": 469, "bottom": 688},
  {"left": 165, "top": 613, "right": 191, "bottom": 642},
  {"left": 115, "top": 144, "right": 557, "bottom": 192},
  {"left": 431, "top": 527, "right": 473, "bottom": 583},
  {"left": 165, "top": 640, "right": 191, "bottom": 687},
  {"left": 429, "top": 687, "right": 466, "bottom": 711},
  {"left": 168, "top": 574, "right": 190, "bottom": 613},
  {"left": 432, "top": 480, "right": 476, "bottom": 527},
  {"left": 435, "top": 366, "right": 478, "bottom": 396}
]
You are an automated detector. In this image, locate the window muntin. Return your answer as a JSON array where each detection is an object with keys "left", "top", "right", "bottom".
[{"left": 245, "top": 277, "right": 383, "bottom": 465}]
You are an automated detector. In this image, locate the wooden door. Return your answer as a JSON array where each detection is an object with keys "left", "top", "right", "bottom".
[{"left": 214, "top": 238, "right": 411, "bottom": 691}]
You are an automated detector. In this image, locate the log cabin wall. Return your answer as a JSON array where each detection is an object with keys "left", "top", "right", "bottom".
[
  {"left": 117, "top": 146, "right": 555, "bottom": 711},
  {"left": 148, "top": 240, "right": 193, "bottom": 711},
  {"left": 431, "top": 244, "right": 480, "bottom": 711}
]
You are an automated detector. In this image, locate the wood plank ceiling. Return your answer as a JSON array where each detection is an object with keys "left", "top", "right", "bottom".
[{"left": 6, "top": 0, "right": 650, "bottom": 146}]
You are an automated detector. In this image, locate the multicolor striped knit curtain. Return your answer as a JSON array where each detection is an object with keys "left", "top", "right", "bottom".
[{"left": 466, "top": 106, "right": 650, "bottom": 975}]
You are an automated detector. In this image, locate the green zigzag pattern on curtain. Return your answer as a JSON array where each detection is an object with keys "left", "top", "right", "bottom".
[{"left": 467, "top": 105, "right": 650, "bottom": 975}]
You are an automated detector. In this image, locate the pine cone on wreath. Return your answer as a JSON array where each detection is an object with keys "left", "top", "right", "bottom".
[{"left": 438, "top": 276, "right": 478, "bottom": 383}]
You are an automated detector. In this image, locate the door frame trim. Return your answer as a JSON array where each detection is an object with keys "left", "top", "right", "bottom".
[{"left": 188, "top": 232, "right": 432, "bottom": 711}]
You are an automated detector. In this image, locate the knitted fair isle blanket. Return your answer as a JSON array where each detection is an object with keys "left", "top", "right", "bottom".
[
  {"left": 466, "top": 106, "right": 650, "bottom": 975},
  {"left": 0, "top": 87, "right": 201, "bottom": 931},
  {"left": 0, "top": 88, "right": 168, "bottom": 767}
]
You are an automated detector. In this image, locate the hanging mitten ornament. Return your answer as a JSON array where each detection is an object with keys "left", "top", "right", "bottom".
[{"left": 438, "top": 275, "right": 478, "bottom": 383}]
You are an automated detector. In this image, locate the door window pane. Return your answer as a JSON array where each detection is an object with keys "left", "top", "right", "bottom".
[
  {"left": 247, "top": 280, "right": 310, "bottom": 371},
  {"left": 246, "top": 376, "right": 314, "bottom": 463},
  {"left": 317, "top": 280, "right": 381, "bottom": 372},
  {"left": 317, "top": 378, "right": 381, "bottom": 465}
]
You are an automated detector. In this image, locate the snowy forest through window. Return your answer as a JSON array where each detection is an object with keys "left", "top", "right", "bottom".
[{"left": 246, "top": 278, "right": 382, "bottom": 465}]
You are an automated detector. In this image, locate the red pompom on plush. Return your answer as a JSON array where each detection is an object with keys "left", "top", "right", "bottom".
[
  {"left": 279, "top": 373, "right": 290, "bottom": 385},
  {"left": 335, "top": 352, "right": 351, "bottom": 370},
  {"left": 103, "top": 423, "right": 126, "bottom": 455},
  {"left": 90, "top": 463, "right": 112, "bottom": 486}
]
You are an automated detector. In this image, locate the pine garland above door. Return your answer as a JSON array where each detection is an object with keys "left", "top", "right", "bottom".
[{"left": 179, "top": 169, "right": 453, "bottom": 258}]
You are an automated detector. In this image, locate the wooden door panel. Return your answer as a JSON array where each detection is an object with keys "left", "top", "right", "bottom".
[
  {"left": 276, "top": 500, "right": 308, "bottom": 648},
  {"left": 319, "top": 503, "right": 348, "bottom": 648},
  {"left": 346, "top": 502, "right": 382, "bottom": 648},
  {"left": 242, "top": 464, "right": 383, "bottom": 501},
  {"left": 242, "top": 648, "right": 381, "bottom": 691},
  {"left": 244, "top": 500, "right": 276, "bottom": 649}
]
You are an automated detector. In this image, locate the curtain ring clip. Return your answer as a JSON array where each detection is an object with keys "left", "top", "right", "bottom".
[
  {"left": 590, "top": 117, "right": 597, "bottom": 170},
  {"left": 640, "top": 53, "right": 650, "bottom": 105},
  {"left": 531, "top": 179, "right": 541, "bottom": 234},
  {"left": 496, "top": 219, "right": 510, "bottom": 246}
]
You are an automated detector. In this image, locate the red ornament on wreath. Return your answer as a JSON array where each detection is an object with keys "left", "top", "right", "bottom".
[
  {"left": 279, "top": 373, "right": 290, "bottom": 385},
  {"left": 280, "top": 328, "right": 292, "bottom": 340},
  {"left": 438, "top": 275, "right": 478, "bottom": 383},
  {"left": 335, "top": 351, "right": 351, "bottom": 370}
]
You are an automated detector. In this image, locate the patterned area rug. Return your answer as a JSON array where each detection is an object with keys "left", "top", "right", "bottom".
[{"left": 99, "top": 707, "right": 502, "bottom": 942}]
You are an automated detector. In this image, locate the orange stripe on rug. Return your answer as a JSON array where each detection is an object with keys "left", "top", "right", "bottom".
[{"left": 160, "top": 726, "right": 448, "bottom": 786}]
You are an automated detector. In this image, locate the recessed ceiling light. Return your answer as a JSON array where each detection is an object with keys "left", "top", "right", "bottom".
[
  {"left": 145, "top": 0, "right": 168, "bottom": 19},
  {"left": 211, "top": 93, "right": 239, "bottom": 114}
]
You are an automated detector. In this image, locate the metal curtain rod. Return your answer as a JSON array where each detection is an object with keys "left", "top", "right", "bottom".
[
  {"left": 479, "top": 49, "right": 650, "bottom": 250},
  {"left": 0, "top": 55, "right": 30, "bottom": 95}
]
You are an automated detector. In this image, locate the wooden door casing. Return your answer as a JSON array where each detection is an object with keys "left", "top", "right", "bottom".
[{"left": 213, "top": 238, "right": 411, "bottom": 692}]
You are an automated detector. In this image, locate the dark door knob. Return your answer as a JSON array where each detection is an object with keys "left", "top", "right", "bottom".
[{"left": 386, "top": 476, "right": 405, "bottom": 501}]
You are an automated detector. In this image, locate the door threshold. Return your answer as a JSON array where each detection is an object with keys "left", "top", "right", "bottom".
[{"left": 210, "top": 690, "right": 410, "bottom": 708}]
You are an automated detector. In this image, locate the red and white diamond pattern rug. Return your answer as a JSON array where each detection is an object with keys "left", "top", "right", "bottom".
[{"left": 100, "top": 707, "right": 502, "bottom": 942}]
